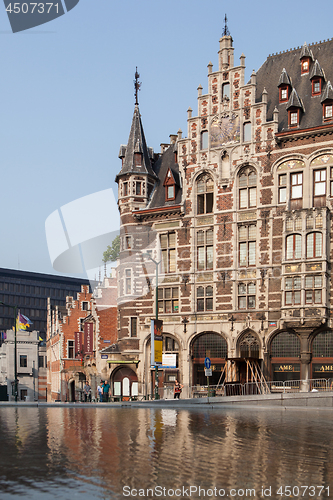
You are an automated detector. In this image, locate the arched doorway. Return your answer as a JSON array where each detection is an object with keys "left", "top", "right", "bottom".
[
  {"left": 270, "top": 331, "right": 300, "bottom": 381},
  {"left": 311, "top": 331, "right": 333, "bottom": 380},
  {"left": 69, "top": 380, "right": 75, "bottom": 402},
  {"left": 191, "top": 332, "right": 227, "bottom": 385},
  {"left": 236, "top": 330, "right": 261, "bottom": 384},
  {"left": 113, "top": 367, "right": 138, "bottom": 401}
]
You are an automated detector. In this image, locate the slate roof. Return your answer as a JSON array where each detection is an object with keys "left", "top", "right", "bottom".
[
  {"left": 145, "top": 143, "right": 182, "bottom": 210},
  {"left": 115, "top": 105, "right": 157, "bottom": 182},
  {"left": 255, "top": 39, "right": 333, "bottom": 132}
]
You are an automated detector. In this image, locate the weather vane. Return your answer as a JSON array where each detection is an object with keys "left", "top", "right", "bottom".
[
  {"left": 134, "top": 67, "right": 141, "bottom": 106},
  {"left": 222, "top": 14, "right": 230, "bottom": 37}
]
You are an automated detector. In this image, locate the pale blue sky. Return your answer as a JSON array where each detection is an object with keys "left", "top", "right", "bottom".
[{"left": 1, "top": 0, "right": 333, "bottom": 278}]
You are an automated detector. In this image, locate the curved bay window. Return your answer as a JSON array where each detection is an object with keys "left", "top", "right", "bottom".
[
  {"left": 270, "top": 332, "right": 300, "bottom": 382},
  {"left": 197, "top": 175, "right": 214, "bottom": 214},
  {"left": 192, "top": 333, "right": 228, "bottom": 385},
  {"left": 312, "top": 331, "right": 333, "bottom": 379},
  {"left": 239, "top": 167, "right": 257, "bottom": 209}
]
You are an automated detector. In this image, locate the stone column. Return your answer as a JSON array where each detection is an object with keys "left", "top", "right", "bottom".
[{"left": 300, "top": 333, "right": 311, "bottom": 392}]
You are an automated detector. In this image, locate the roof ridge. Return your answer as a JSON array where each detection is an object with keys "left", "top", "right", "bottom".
[{"left": 268, "top": 38, "right": 333, "bottom": 58}]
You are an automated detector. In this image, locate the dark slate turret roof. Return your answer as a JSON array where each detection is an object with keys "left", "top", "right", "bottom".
[
  {"left": 278, "top": 68, "right": 291, "bottom": 87},
  {"left": 115, "top": 105, "right": 157, "bottom": 182},
  {"left": 145, "top": 144, "right": 182, "bottom": 210},
  {"left": 255, "top": 39, "right": 333, "bottom": 132},
  {"left": 310, "top": 59, "right": 324, "bottom": 80},
  {"left": 300, "top": 42, "right": 313, "bottom": 60},
  {"left": 286, "top": 88, "right": 304, "bottom": 110},
  {"left": 321, "top": 81, "right": 333, "bottom": 102}
]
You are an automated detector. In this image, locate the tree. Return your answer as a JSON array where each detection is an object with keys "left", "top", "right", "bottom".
[{"left": 103, "top": 235, "right": 120, "bottom": 263}]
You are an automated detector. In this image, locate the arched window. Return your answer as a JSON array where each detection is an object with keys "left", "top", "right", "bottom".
[
  {"left": 271, "top": 332, "right": 300, "bottom": 357},
  {"left": 239, "top": 332, "right": 260, "bottom": 358},
  {"left": 197, "top": 175, "right": 214, "bottom": 214},
  {"left": 312, "top": 331, "right": 333, "bottom": 357},
  {"left": 238, "top": 167, "right": 257, "bottom": 209},
  {"left": 306, "top": 232, "right": 322, "bottom": 258},
  {"left": 286, "top": 234, "right": 301, "bottom": 260},
  {"left": 192, "top": 333, "right": 227, "bottom": 359}
]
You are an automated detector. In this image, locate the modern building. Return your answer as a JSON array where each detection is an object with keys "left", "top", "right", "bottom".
[
  {"left": 114, "top": 26, "right": 333, "bottom": 397},
  {"left": 0, "top": 268, "right": 91, "bottom": 336},
  {"left": 0, "top": 329, "right": 47, "bottom": 401}
]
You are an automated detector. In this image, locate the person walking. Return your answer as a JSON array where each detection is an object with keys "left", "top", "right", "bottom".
[
  {"left": 97, "top": 381, "right": 103, "bottom": 402},
  {"left": 83, "top": 381, "right": 91, "bottom": 402},
  {"left": 173, "top": 379, "right": 183, "bottom": 399},
  {"left": 102, "top": 380, "right": 110, "bottom": 402}
]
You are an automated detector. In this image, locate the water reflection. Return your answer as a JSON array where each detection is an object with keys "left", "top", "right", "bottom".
[{"left": 0, "top": 406, "right": 332, "bottom": 499}]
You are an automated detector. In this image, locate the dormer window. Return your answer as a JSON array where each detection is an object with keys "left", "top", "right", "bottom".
[
  {"left": 164, "top": 168, "right": 176, "bottom": 201},
  {"left": 312, "top": 79, "right": 321, "bottom": 96},
  {"left": 279, "top": 86, "right": 289, "bottom": 102},
  {"left": 324, "top": 104, "right": 333, "bottom": 120},
  {"left": 289, "top": 110, "right": 299, "bottom": 127},
  {"left": 301, "top": 58, "right": 310, "bottom": 74}
]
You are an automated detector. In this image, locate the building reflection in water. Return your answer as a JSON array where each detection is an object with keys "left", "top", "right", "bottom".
[{"left": 0, "top": 407, "right": 332, "bottom": 499}]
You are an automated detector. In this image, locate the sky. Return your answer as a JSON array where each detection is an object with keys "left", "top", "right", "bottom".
[{"left": 1, "top": 0, "right": 333, "bottom": 280}]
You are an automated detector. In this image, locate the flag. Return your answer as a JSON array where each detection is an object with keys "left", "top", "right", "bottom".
[{"left": 16, "top": 313, "right": 32, "bottom": 331}]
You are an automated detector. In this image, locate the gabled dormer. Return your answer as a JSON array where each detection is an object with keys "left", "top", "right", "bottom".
[
  {"left": 278, "top": 68, "right": 292, "bottom": 103},
  {"left": 310, "top": 59, "right": 325, "bottom": 96},
  {"left": 300, "top": 42, "right": 313, "bottom": 74},
  {"left": 286, "top": 88, "right": 304, "bottom": 127},
  {"left": 163, "top": 168, "right": 177, "bottom": 201},
  {"left": 321, "top": 81, "right": 333, "bottom": 121}
]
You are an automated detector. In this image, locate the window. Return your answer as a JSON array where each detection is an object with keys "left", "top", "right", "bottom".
[
  {"left": 82, "top": 302, "right": 89, "bottom": 311},
  {"left": 312, "top": 79, "right": 321, "bottom": 96},
  {"left": 135, "top": 182, "right": 141, "bottom": 195},
  {"left": 305, "top": 275, "right": 322, "bottom": 304},
  {"left": 239, "top": 225, "right": 256, "bottom": 267},
  {"left": 243, "top": 122, "right": 251, "bottom": 142},
  {"left": 324, "top": 104, "right": 333, "bottom": 119},
  {"left": 301, "top": 59, "right": 309, "bottom": 74},
  {"left": 278, "top": 174, "right": 287, "bottom": 203},
  {"left": 238, "top": 282, "right": 256, "bottom": 309},
  {"left": 289, "top": 110, "right": 299, "bottom": 126},
  {"left": 222, "top": 83, "right": 230, "bottom": 99},
  {"left": 201, "top": 131, "right": 208, "bottom": 150},
  {"left": 286, "top": 234, "right": 301, "bottom": 260},
  {"left": 306, "top": 232, "right": 322, "bottom": 258},
  {"left": 285, "top": 276, "right": 301, "bottom": 305},
  {"left": 197, "top": 286, "right": 213, "bottom": 311},
  {"left": 123, "top": 182, "right": 128, "bottom": 196},
  {"left": 158, "top": 287, "right": 179, "bottom": 314},
  {"left": 314, "top": 169, "right": 326, "bottom": 196},
  {"left": 68, "top": 340, "right": 74, "bottom": 359},
  {"left": 279, "top": 86, "right": 289, "bottom": 102},
  {"left": 38, "top": 355, "right": 44, "bottom": 368},
  {"left": 20, "top": 389, "right": 27, "bottom": 401},
  {"left": 239, "top": 167, "right": 257, "bottom": 209},
  {"left": 130, "top": 317, "right": 137, "bottom": 337},
  {"left": 160, "top": 232, "right": 176, "bottom": 273},
  {"left": 125, "top": 269, "right": 131, "bottom": 295},
  {"left": 20, "top": 355, "right": 27, "bottom": 368},
  {"left": 167, "top": 185, "right": 175, "bottom": 200},
  {"left": 125, "top": 235, "right": 132, "bottom": 249},
  {"left": 197, "top": 229, "right": 213, "bottom": 270},
  {"left": 286, "top": 218, "right": 293, "bottom": 231},
  {"left": 290, "top": 172, "right": 303, "bottom": 199},
  {"left": 197, "top": 175, "right": 214, "bottom": 214}
]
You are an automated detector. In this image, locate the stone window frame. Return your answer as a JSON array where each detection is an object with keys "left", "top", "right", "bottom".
[
  {"left": 196, "top": 228, "right": 214, "bottom": 271},
  {"left": 306, "top": 231, "right": 322, "bottom": 259},
  {"left": 124, "top": 269, "right": 132, "bottom": 295},
  {"left": 130, "top": 317, "right": 137, "bottom": 337},
  {"left": 238, "top": 224, "right": 256, "bottom": 267},
  {"left": 285, "top": 276, "right": 301, "bottom": 306},
  {"left": 158, "top": 287, "right": 179, "bottom": 315},
  {"left": 196, "top": 173, "right": 214, "bottom": 215},
  {"left": 196, "top": 285, "right": 214, "bottom": 312},
  {"left": 160, "top": 232, "right": 176, "bottom": 274},
  {"left": 238, "top": 166, "right": 257, "bottom": 210},
  {"left": 237, "top": 282, "right": 256, "bottom": 310},
  {"left": 305, "top": 275, "right": 322, "bottom": 304},
  {"left": 286, "top": 233, "right": 302, "bottom": 260}
]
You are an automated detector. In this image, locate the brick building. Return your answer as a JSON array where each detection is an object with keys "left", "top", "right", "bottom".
[
  {"left": 115, "top": 28, "right": 333, "bottom": 397},
  {"left": 47, "top": 275, "right": 118, "bottom": 402}
]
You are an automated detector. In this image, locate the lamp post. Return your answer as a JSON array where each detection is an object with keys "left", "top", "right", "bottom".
[
  {"left": 142, "top": 252, "right": 161, "bottom": 400},
  {"left": 0, "top": 301, "right": 18, "bottom": 402}
]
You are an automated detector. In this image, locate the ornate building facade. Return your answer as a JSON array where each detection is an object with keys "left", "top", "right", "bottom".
[{"left": 114, "top": 29, "right": 333, "bottom": 397}]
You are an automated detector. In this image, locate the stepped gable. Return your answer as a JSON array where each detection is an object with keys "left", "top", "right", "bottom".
[
  {"left": 148, "top": 144, "right": 182, "bottom": 209},
  {"left": 255, "top": 39, "right": 333, "bottom": 132},
  {"left": 115, "top": 104, "right": 157, "bottom": 182}
]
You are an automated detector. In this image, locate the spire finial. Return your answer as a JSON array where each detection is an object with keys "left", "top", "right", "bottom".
[
  {"left": 134, "top": 67, "right": 141, "bottom": 106},
  {"left": 222, "top": 14, "right": 230, "bottom": 37}
]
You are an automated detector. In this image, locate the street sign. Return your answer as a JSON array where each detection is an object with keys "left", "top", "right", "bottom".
[
  {"left": 205, "top": 368, "right": 212, "bottom": 377},
  {"left": 204, "top": 357, "right": 211, "bottom": 369}
]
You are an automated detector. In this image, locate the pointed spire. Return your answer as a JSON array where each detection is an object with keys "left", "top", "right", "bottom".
[
  {"left": 310, "top": 59, "right": 324, "bottom": 80},
  {"left": 321, "top": 81, "right": 333, "bottom": 102},
  {"left": 278, "top": 68, "right": 291, "bottom": 87},
  {"left": 116, "top": 106, "right": 157, "bottom": 181},
  {"left": 222, "top": 14, "right": 230, "bottom": 36},
  {"left": 286, "top": 88, "right": 304, "bottom": 111}
]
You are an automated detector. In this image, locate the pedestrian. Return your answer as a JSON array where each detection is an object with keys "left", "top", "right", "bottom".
[
  {"left": 83, "top": 381, "right": 91, "bottom": 402},
  {"left": 173, "top": 379, "right": 183, "bottom": 399},
  {"left": 103, "top": 379, "right": 110, "bottom": 402},
  {"left": 97, "top": 380, "right": 103, "bottom": 402}
]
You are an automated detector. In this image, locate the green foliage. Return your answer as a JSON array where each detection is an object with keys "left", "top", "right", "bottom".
[{"left": 103, "top": 235, "right": 120, "bottom": 263}]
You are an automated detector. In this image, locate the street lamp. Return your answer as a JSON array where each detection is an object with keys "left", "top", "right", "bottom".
[
  {"left": 0, "top": 301, "right": 18, "bottom": 402},
  {"left": 142, "top": 252, "right": 161, "bottom": 400}
]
